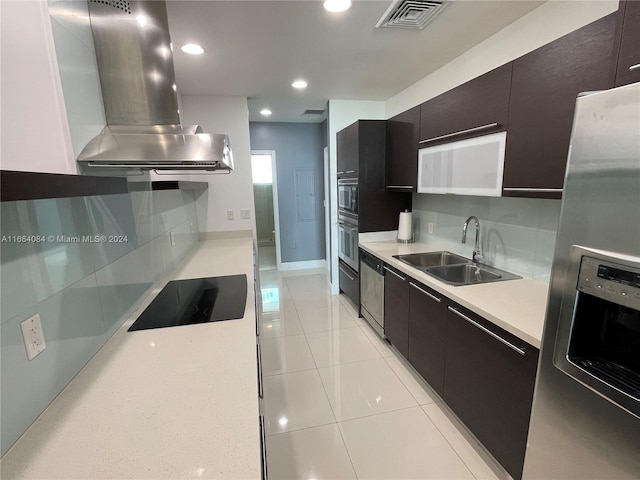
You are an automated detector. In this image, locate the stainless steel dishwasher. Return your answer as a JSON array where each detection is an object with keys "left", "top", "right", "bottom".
[{"left": 360, "top": 249, "right": 384, "bottom": 338}]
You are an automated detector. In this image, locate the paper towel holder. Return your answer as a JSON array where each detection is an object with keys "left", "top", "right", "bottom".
[
  {"left": 397, "top": 234, "right": 415, "bottom": 244},
  {"left": 397, "top": 209, "right": 415, "bottom": 244}
]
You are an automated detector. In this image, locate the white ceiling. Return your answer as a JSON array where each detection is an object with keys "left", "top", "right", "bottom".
[{"left": 166, "top": 0, "right": 545, "bottom": 123}]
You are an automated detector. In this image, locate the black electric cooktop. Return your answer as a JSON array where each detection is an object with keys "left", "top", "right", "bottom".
[{"left": 128, "top": 274, "right": 247, "bottom": 332}]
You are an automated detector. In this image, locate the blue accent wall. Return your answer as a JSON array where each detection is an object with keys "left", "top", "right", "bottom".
[{"left": 250, "top": 123, "right": 326, "bottom": 263}]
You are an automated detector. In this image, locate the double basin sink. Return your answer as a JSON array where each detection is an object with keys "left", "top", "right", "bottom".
[{"left": 392, "top": 251, "right": 521, "bottom": 286}]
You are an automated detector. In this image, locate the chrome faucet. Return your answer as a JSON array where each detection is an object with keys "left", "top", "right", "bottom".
[{"left": 462, "top": 216, "right": 483, "bottom": 264}]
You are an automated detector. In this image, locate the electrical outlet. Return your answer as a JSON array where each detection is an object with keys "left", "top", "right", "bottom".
[
  {"left": 170, "top": 231, "right": 176, "bottom": 246},
  {"left": 428, "top": 222, "right": 434, "bottom": 235},
  {"left": 226, "top": 210, "right": 234, "bottom": 221},
  {"left": 240, "top": 209, "right": 251, "bottom": 220},
  {"left": 20, "top": 314, "right": 46, "bottom": 361}
]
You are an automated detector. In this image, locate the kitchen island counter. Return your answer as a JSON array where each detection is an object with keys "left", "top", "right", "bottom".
[
  {"left": 360, "top": 241, "right": 548, "bottom": 349},
  {"left": 0, "top": 236, "right": 261, "bottom": 479}
]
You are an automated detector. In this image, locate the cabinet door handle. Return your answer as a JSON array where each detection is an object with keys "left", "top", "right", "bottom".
[
  {"left": 409, "top": 282, "right": 441, "bottom": 303},
  {"left": 447, "top": 306, "right": 525, "bottom": 356},
  {"left": 503, "top": 188, "right": 563, "bottom": 193},
  {"left": 337, "top": 171, "right": 346, "bottom": 175},
  {"left": 419, "top": 123, "right": 499, "bottom": 144},
  {"left": 384, "top": 266, "right": 406, "bottom": 281},
  {"left": 339, "top": 264, "right": 356, "bottom": 281},
  {"left": 629, "top": 63, "right": 640, "bottom": 72},
  {"left": 255, "top": 299, "right": 260, "bottom": 337},
  {"left": 386, "top": 185, "right": 414, "bottom": 189},
  {"left": 259, "top": 415, "right": 268, "bottom": 480},
  {"left": 346, "top": 170, "right": 357, "bottom": 174},
  {"left": 257, "top": 342, "right": 264, "bottom": 398}
]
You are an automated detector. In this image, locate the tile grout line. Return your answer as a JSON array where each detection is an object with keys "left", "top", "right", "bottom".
[
  {"left": 420, "top": 405, "right": 483, "bottom": 480},
  {"left": 382, "top": 355, "right": 439, "bottom": 408}
]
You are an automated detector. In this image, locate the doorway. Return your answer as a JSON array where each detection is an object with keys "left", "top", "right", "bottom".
[{"left": 251, "top": 150, "right": 281, "bottom": 271}]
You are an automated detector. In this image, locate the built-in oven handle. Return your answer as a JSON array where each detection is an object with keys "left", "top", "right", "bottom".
[
  {"left": 447, "top": 306, "right": 526, "bottom": 356},
  {"left": 339, "top": 263, "right": 356, "bottom": 281},
  {"left": 384, "top": 266, "right": 406, "bottom": 281},
  {"left": 419, "top": 122, "right": 500, "bottom": 145},
  {"left": 338, "top": 178, "right": 358, "bottom": 185},
  {"left": 259, "top": 415, "right": 268, "bottom": 480},
  {"left": 409, "top": 282, "right": 441, "bottom": 303},
  {"left": 629, "top": 63, "right": 640, "bottom": 72},
  {"left": 338, "top": 222, "right": 358, "bottom": 232},
  {"left": 257, "top": 342, "right": 264, "bottom": 398}
]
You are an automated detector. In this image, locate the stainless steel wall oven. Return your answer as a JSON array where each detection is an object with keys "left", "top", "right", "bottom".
[
  {"left": 338, "top": 178, "right": 358, "bottom": 216},
  {"left": 338, "top": 215, "right": 358, "bottom": 272}
]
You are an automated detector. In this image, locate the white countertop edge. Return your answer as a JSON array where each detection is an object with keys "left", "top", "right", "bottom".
[{"left": 359, "top": 241, "right": 549, "bottom": 349}]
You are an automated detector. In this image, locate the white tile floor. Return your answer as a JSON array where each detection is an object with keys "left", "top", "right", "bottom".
[{"left": 258, "top": 266, "right": 510, "bottom": 480}]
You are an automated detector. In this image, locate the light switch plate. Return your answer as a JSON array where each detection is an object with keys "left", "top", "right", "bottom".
[
  {"left": 240, "top": 209, "right": 251, "bottom": 219},
  {"left": 428, "top": 222, "right": 434, "bottom": 234},
  {"left": 226, "top": 210, "right": 234, "bottom": 221},
  {"left": 20, "top": 313, "right": 46, "bottom": 361}
]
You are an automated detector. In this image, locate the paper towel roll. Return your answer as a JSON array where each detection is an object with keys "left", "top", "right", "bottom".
[{"left": 398, "top": 211, "right": 413, "bottom": 241}]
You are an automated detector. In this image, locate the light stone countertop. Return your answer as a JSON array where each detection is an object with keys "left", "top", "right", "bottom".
[
  {"left": 0, "top": 237, "right": 261, "bottom": 480},
  {"left": 360, "top": 241, "right": 550, "bottom": 349}
]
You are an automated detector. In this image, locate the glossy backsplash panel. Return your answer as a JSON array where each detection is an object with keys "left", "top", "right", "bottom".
[
  {"left": 412, "top": 194, "right": 561, "bottom": 283},
  {"left": 0, "top": 182, "right": 200, "bottom": 456}
]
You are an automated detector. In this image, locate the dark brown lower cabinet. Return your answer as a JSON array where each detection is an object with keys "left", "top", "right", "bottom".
[
  {"left": 444, "top": 304, "right": 539, "bottom": 480},
  {"left": 383, "top": 265, "right": 410, "bottom": 357},
  {"left": 407, "top": 281, "right": 447, "bottom": 397},
  {"left": 338, "top": 260, "right": 359, "bottom": 309}
]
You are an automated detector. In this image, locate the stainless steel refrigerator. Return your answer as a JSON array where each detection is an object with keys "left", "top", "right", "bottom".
[{"left": 523, "top": 83, "right": 640, "bottom": 478}]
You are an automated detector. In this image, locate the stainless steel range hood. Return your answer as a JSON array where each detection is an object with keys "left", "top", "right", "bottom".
[{"left": 77, "top": 0, "right": 233, "bottom": 172}]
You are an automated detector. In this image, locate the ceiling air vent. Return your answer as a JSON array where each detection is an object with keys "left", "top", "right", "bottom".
[
  {"left": 303, "top": 109, "right": 326, "bottom": 116},
  {"left": 375, "top": 0, "right": 451, "bottom": 30},
  {"left": 88, "top": 0, "right": 131, "bottom": 14}
]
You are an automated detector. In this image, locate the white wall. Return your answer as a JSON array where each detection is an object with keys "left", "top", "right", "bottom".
[
  {"left": 0, "top": 0, "right": 75, "bottom": 174},
  {"left": 174, "top": 95, "right": 255, "bottom": 234},
  {"left": 386, "top": 0, "right": 619, "bottom": 118},
  {"left": 327, "top": 100, "right": 385, "bottom": 293}
]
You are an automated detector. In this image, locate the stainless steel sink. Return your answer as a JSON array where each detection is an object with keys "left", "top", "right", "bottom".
[
  {"left": 425, "top": 263, "right": 521, "bottom": 286},
  {"left": 393, "top": 251, "right": 470, "bottom": 270},
  {"left": 392, "top": 251, "right": 521, "bottom": 286}
]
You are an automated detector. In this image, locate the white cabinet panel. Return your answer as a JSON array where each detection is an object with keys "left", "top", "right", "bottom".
[{"left": 418, "top": 132, "right": 506, "bottom": 197}]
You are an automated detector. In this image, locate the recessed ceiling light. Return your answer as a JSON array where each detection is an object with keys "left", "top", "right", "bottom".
[
  {"left": 292, "top": 79, "right": 308, "bottom": 89},
  {"left": 260, "top": 109, "right": 272, "bottom": 117},
  {"left": 323, "top": 0, "right": 352, "bottom": 13},
  {"left": 181, "top": 43, "right": 205, "bottom": 55}
]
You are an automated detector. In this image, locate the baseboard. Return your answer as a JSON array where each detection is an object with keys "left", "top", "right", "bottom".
[
  {"left": 278, "top": 259, "right": 327, "bottom": 271},
  {"left": 199, "top": 230, "right": 253, "bottom": 241}
]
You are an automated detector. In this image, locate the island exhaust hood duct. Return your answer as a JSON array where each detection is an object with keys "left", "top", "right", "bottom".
[{"left": 77, "top": 0, "right": 233, "bottom": 172}]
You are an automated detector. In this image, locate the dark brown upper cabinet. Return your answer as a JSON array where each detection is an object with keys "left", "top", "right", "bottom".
[
  {"left": 615, "top": 1, "right": 640, "bottom": 87},
  {"left": 337, "top": 120, "right": 411, "bottom": 232},
  {"left": 502, "top": 13, "right": 619, "bottom": 199},
  {"left": 419, "top": 63, "right": 512, "bottom": 147},
  {"left": 336, "top": 122, "right": 359, "bottom": 176},
  {"left": 386, "top": 106, "right": 420, "bottom": 191}
]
